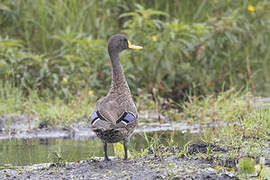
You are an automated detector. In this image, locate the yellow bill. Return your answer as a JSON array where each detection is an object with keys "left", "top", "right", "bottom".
[{"left": 128, "top": 40, "right": 143, "bottom": 50}]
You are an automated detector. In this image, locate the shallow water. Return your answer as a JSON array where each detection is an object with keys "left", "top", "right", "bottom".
[{"left": 0, "top": 131, "right": 201, "bottom": 166}]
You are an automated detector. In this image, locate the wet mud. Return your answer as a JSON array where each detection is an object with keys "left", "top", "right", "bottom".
[{"left": 0, "top": 144, "right": 239, "bottom": 180}]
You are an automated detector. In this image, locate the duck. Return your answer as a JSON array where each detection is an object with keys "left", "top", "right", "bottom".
[{"left": 89, "top": 34, "right": 143, "bottom": 161}]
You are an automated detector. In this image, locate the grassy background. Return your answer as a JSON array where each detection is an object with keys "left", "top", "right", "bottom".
[{"left": 0, "top": 0, "right": 269, "bottom": 101}]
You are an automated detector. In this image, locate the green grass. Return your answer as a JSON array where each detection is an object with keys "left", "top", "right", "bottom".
[
  {"left": 179, "top": 89, "right": 270, "bottom": 177},
  {"left": 181, "top": 88, "right": 269, "bottom": 141},
  {"left": 0, "top": 81, "right": 95, "bottom": 126},
  {"left": 0, "top": 82, "right": 24, "bottom": 114}
]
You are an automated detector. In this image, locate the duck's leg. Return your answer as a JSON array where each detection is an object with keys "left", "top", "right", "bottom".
[
  {"left": 123, "top": 140, "right": 128, "bottom": 160},
  {"left": 103, "top": 142, "right": 110, "bottom": 161}
]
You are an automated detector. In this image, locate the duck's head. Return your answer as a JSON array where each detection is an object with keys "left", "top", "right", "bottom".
[{"left": 108, "top": 34, "right": 143, "bottom": 54}]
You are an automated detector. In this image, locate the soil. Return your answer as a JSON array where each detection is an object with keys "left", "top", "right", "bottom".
[{"left": 0, "top": 145, "right": 239, "bottom": 180}]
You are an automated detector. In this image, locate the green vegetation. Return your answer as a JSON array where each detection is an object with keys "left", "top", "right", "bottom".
[
  {"left": 129, "top": 89, "right": 269, "bottom": 178},
  {"left": 180, "top": 89, "right": 270, "bottom": 178},
  {"left": 182, "top": 89, "right": 269, "bottom": 144},
  {"left": 0, "top": 81, "right": 95, "bottom": 125},
  {"left": 0, "top": 0, "right": 269, "bottom": 100}
]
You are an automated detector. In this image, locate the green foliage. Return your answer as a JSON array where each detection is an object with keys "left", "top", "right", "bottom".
[
  {"left": 181, "top": 89, "right": 270, "bottom": 169},
  {"left": 181, "top": 89, "right": 269, "bottom": 139},
  {"left": 49, "top": 151, "right": 67, "bottom": 164},
  {"left": 123, "top": 1, "right": 270, "bottom": 99},
  {"left": 182, "top": 88, "right": 245, "bottom": 124},
  {"left": 140, "top": 132, "right": 161, "bottom": 156},
  {"left": 0, "top": 35, "right": 109, "bottom": 97},
  {"left": 0, "top": 81, "right": 24, "bottom": 114},
  {"left": 176, "top": 141, "right": 192, "bottom": 158},
  {"left": 0, "top": 0, "right": 269, "bottom": 100},
  {"left": 0, "top": 81, "right": 96, "bottom": 125},
  {"left": 237, "top": 157, "right": 256, "bottom": 177}
]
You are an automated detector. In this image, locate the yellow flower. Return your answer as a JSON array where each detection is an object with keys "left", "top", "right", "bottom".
[
  {"left": 151, "top": 35, "right": 157, "bottom": 41},
  {"left": 214, "top": 166, "right": 222, "bottom": 170},
  {"left": 88, "top": 90, "right": 94, "bottom": 96},
  {"left": 248, "top": 5, "right": 255, "bottom": 12},
  {"left": 62, "top": 77, "right": 68, "bottom": 83}
]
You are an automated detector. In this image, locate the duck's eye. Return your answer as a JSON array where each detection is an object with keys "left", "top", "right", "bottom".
[{"left": 124, "top": 39, "right": 128, "bottom": 47}]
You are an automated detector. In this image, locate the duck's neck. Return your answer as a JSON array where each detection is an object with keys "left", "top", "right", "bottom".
[{"left": 109, "top": 51, "right": 130, "bottom": 94}]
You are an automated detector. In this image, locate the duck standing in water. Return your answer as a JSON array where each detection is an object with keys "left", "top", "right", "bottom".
[{"left": 89, "top": 34, "right": 143, "bottom": 161}]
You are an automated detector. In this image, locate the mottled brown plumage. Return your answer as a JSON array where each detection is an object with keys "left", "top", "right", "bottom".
[{"left": 89, "top": 34, "right": 142, "bottom": 161}]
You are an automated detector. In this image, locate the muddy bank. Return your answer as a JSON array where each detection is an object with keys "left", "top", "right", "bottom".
[
  {"left": 0, "top": 114, "right": 269, "bottom": 179},
  {"left": 1, "top": 143, "right": 269, "bottom": 179},
  {"left": 0, "top": 114, "right": 239, "bottom": 179},
  {"left": 0, "top": 144, "right": 239, "bottom": 180}
]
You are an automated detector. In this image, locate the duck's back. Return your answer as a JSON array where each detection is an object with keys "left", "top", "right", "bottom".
[{"left": 89, "top": 92, "right": 138, "bottom": 143}]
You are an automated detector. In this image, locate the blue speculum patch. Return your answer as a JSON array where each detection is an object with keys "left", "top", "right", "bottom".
[
  {"left": 89, "top": 111, "right": 99, "bottom": 124},
  {"left": 116, "top": 112, "right": 136, "bottom": 124},
  {"left": 90, "top": 111, "right": 136, "bottom": 124},
  {"left": 123, "top": 112, "right": 136, "bottom": 123}
]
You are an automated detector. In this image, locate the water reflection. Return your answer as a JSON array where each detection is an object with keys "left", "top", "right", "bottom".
[{"left": 0, "top": 131, "right": 201, "bottom": 166}]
